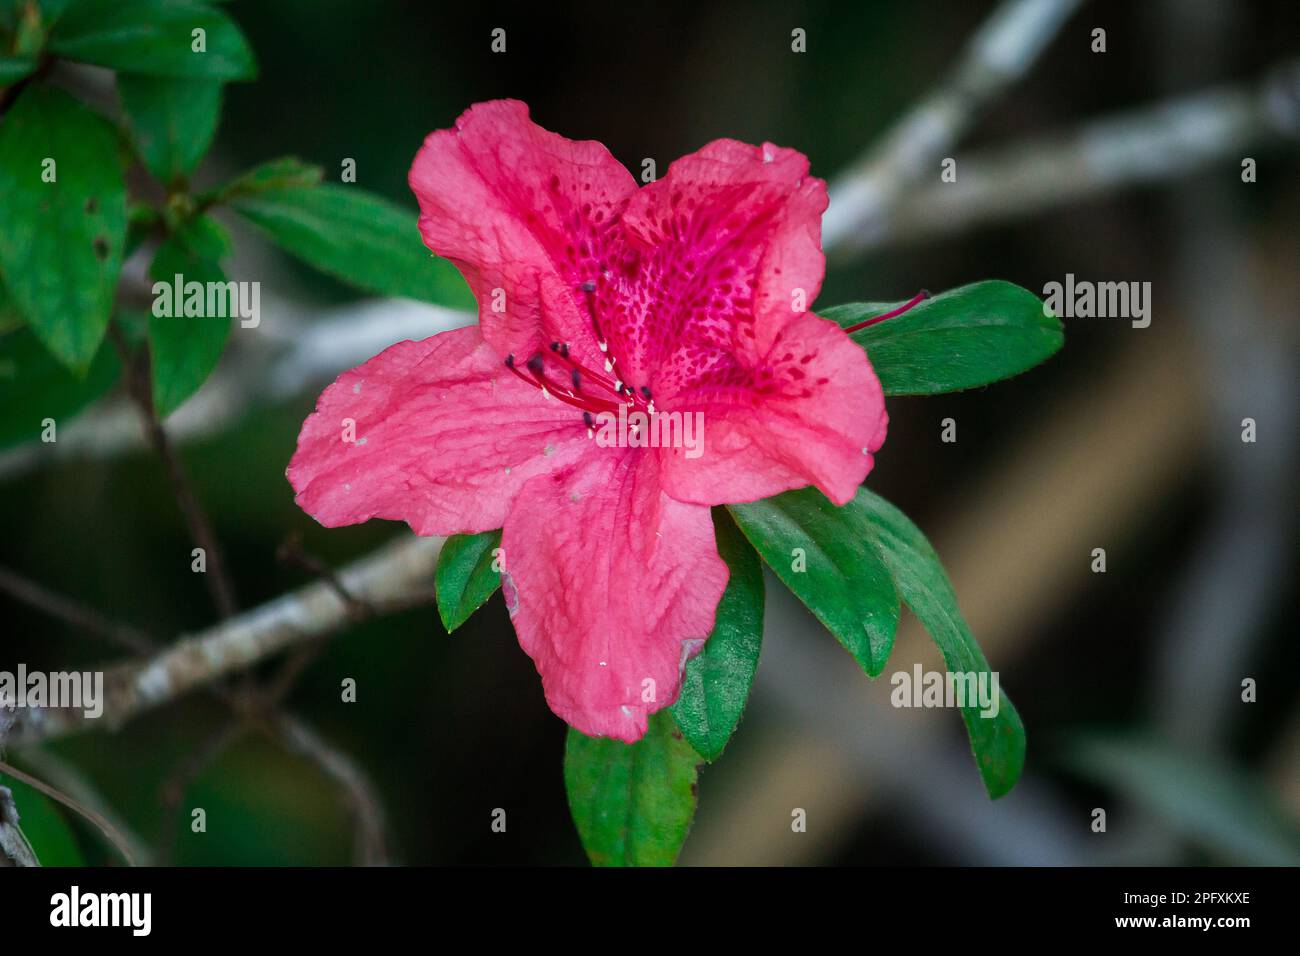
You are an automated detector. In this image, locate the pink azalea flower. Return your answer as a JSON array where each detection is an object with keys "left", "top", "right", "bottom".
[{"left": 287, "top": 100, "right": 888, "bottom": 742}]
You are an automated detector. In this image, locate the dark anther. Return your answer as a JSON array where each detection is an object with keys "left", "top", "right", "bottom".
[
  {"left": 920, "top": 289, "right": 932, "bottom": 299},
  {"left": 571, "top": 369, "right": 582, "bottom": 389},
  {"left": 560, "top": 343, "right": 570, "bottom": 358},
  {"left": 579, "top": 281, "right": 596, "bottom": 293},
  {"left": 582, "top": 411, "right": 594, "bottom": 428},
  {"left": 526, "top": 353, "right": 545, "bottom": 375},
  {"left": 549, "top": 341, "right": 561, "bottom": 352},
  {"left": 504, "top": 354, "right": 515, "bottom": 368},
  {"left": 640, "top": 385, "right": 652, "bottom": 399}
]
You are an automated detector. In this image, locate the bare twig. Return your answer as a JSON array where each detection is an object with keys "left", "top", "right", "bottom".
[
  {"left": 0, "top": 564, "right": 155, "bottom": 656},
  {"left": 110, "top": 326, "right": 240, "bottom": 619},
  {"left": 18, "top": 746, "right": 154, "bottom": 866},
  {"left": 9, "top": 535, "right": 443, "bottom": 745},
  {"left": 277, "top": 532, "right": 370, "bottom": 619},
  {"left": 0, "top": 759, "right": 137, "bottom": 865},
  {"left": 0, "top": 296, "right": 474, "bottom": 482},
  {"left": 845, "top": 58, "right": 1300, "bottom": 254},
  {"left": 822, "top": 0, "right": 1084, "bottom": 254},
  {"left": 154, "top": 720, "right": 247, "bottom": 865},
  {"left": 272, "top": 714, "right": 389, "bottom": 866},
  {"left": 2, "top": 553, "right": 393, "bottom": 865}
]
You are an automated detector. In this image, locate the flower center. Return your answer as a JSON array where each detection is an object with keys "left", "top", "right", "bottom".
[{"left": 502, "top": 279, "right": 655, "bottom": 436}]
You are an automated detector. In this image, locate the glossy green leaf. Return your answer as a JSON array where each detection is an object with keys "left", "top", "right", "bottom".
[
  {"left": 671, "top": 508, "right": 765, "bottom": 761},
  {"left": 729, "top": 488, "right": 898, "bottom": 678},
  {"left": 1063, "top": 735, "right": 1300, "bottom": 866},
  {"left": 230, "top": 184, "right": 474, "bottom": 309},
  {"left": 434, "top": 530, "right": 502, "bottom": 633},
  {"left": 118, "top": 74, "right": 222, "bottom": 183},
  {"left": 564, "top": 711, "right": 701, "bottom": 867},
  {"left": 171, "top": 208, "right": 231, "bottom": 260},
  {"left": 822, "top": 280, "right": 1063, "bottom": 395},
  {"left": 0, "top": 325, "right": 119, "bottom": 449},
  {"left": 0, "top": 279, "right": 22, "bottom": 332},
  {"left": 0, "top": 55, "right": 36, "bottom": 86},
  {"left": 146, "top": 215, "right": 232, "bottom": 416},
  {"left": 49, "top": 0, "right": 255, "bottom": 79},
  {"left": 0, "top": 85, "right": 126, "bottom": 372},
  {"left": 854, "top": 487, "right": 1025, "bottom": 798}
]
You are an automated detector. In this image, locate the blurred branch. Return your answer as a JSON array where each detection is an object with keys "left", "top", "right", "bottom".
[
  {"left": 0, "top": 759, "right": 137, "bottom": 865},
  {"left": 10, "top": 535, "right": 443, "bottom": 746},
  {"left": 3, "top": 549, "right": 400, "bottom": 865},
  {"left": 17, "top": 746, "right": 154, "bottom": 866},
  {"left": 0, "top": 563, "right": 154, "bottom": 655},
  {"left": 843, "top": 58, "right": 1300, "bottom": 255},
  {"left": 822, "top": 0, "right": 1085, "bottom": 253},
  {"left": 0, "top": 296, "right": 474, "bottom": 482},
  {"left": 112, "top": 325, "right": 242, "bottom": 618},
  {"left": 155, "top": 720, "right": 247, "bottom": 865},
  {"left": 273, "top": 713, "right": 389, "bottom": 866}
]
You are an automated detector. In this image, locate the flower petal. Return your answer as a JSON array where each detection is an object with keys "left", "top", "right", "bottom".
[
  {"left": 501, "top": 450, "right": 729, "bottom": 742},
  {"left": 599, "top": 138, "right": 828, "bottom": 392},
  {"left": 656, "top": 311, "right": 888, "bottom": 507},
  {"left": 408, "top": 100, "right": 637, "bottom": 368},
  {"left": 288, "top": 325, "right": 593, "bottom": 536}
]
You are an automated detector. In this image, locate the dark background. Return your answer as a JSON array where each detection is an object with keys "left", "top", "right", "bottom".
[{"left": 3, "top": 0, "right": 1298, "bottom": 865}]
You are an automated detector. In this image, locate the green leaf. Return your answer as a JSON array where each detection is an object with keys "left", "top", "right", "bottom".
[
  {"left": 854, "top": 486, "right": 1026, "bottom": 798},
  {"left": 0, "top": 84, "right": 126, "bottom": 372},
  {"left": 822, "top": 280, "right": 1063, "bottom": 395},
  {"left": 124, "top": 202, "right": 160, "bottom": 258},
  {"left": 434, "top": 530, "right": 502, "bottom": 633},
  {"left": 729, "top": 488, "right": 899, "bottom": 679},
  {"left": 170, "top": 207, "right": 230, "bottom": 260},
  {"left": 201, "top": 156, "right": 323, "bottom": 205},
  {"left": 0, "top": 55, "right": 36, "bottom": 86},
  {"left": 146, "top": 214, "right": 231, "bottom": 415},
  {"left": 0, "top": 325, "right": 119, "bottom": 449},
  {"left": 118, "top": 73, "right": 221, "bottom": 183},
  {"left": 8, "top": 0, "right": 59, "bottom": 56},
  {"left": 670, "top": 508, "right": 765, "bottom": 760},
  {"left": 49, "top": 0, "right": 255, "bottom": 79},
  {"left": 0, "top": 278, "right": 23, "bottom": 332},
  {"left": 564, "top": 711, "right": 701, "bottom": 867},
  {"left": 230, "top": 184, "right": 474, "bottom": 309},
  {"left": 1062, "top": 735, "right": 1300, "bottom": 866}
]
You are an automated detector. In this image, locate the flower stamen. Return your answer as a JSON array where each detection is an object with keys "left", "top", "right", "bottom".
[{"left": 841, "top": 289, "right": 930, "bottom": 334}]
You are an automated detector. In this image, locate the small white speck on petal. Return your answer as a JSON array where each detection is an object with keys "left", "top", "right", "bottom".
[{"left": 352, "top": 382, "right": 362, "bottom": 394}]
